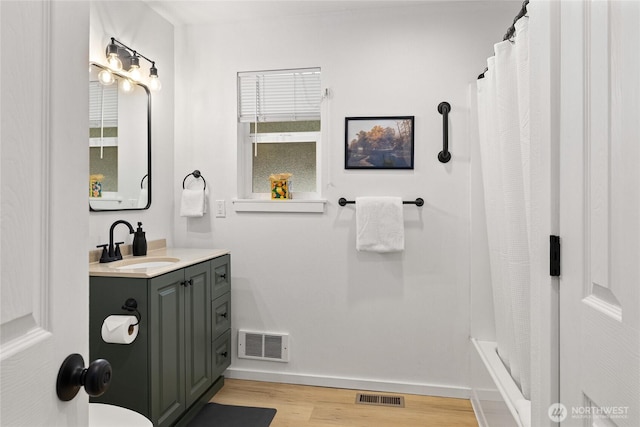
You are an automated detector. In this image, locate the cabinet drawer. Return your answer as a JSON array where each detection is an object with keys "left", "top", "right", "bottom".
[
  {"left": 212, "top": 329, "right": 231, "bottom": 378},
  {"left": 212, "top": 255, "right": 230, "bottom": 300},
  {"left": 212, "top": 293, "right": 231, "bottom": 339}
]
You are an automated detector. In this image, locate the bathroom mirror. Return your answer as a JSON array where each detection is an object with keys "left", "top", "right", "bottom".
[{"left": 89, "top": 63, "right": 151, "bottom": 211}]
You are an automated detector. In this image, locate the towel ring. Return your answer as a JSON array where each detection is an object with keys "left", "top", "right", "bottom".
[{"left": 182, "top": 170, "right": 207, "bottom": 190}]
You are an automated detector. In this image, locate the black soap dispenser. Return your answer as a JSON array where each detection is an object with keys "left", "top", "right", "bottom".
[{"left": 132, "top": 222, "right": 147, "bottom": 256}]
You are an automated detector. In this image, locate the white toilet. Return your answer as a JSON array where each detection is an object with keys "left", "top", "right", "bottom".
[{"left": 89, "top": 403, "right": 152, "bottom": 427}]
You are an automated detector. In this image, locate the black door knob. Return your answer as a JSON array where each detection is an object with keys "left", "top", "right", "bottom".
[{"left": 56, "top": 353, "right": 112, "bottom": 401}]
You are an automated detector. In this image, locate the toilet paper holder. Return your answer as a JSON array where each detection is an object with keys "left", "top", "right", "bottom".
[{"left": 121, "top": 298, "right": 141, "bottom": 326}]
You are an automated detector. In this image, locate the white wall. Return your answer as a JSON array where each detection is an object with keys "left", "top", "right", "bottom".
[
  {"left": 174, "top": 2, "right": 516, "bottom": 394},
  {"left": 88, "top": 1, "right": 175, "bottom": 248}
]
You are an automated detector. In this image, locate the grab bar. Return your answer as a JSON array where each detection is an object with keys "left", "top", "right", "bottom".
[
  {"left": 338, "top": 197, "right": 424, "bottom": 207},
  {"left": 437, "top": 102, "right": 451, "bottom": 163}
]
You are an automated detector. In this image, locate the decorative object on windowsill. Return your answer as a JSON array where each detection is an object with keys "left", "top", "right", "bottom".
[
  {"left": 90, "top": 174, "right": 104, "bottom": 198},
  {"left": 437, "top": 102, "right": 452, "bottom": 163},
  {"left": 99, "top": 37, "right": 161, "bottom": 92},
  {"left": 180, "top": 170, "right": 207, "bottom": 217},
  {"left": 269, "top": 173, "right": 292, "bottom": 199},
  {"left": 345, "top": 116, "right": 414, "bottom": 169}
]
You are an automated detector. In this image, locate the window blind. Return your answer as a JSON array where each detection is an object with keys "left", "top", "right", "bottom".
[
  {"left": 238, "top": 68, "right": 321, "bottom": 123},
  {"left": 89, "top": 81, "right": 118, "bottom": 129}
]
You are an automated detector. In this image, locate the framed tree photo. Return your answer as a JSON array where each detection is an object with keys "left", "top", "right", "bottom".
[{"left": 345, "top": 116, "right": 414, "bottom": 169}]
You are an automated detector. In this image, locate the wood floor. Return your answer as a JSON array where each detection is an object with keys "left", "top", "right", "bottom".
[{"left": 210, "top": 379, "right": 479, "bottom": 427}]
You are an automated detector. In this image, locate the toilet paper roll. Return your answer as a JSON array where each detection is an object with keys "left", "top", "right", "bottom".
[{"left": 101, "top": 315, "right": 139, "bottom": 344}]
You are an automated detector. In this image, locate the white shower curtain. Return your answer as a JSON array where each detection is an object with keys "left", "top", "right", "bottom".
[{"left": 477, "top": 13, "right": 531, "bottom": 400}]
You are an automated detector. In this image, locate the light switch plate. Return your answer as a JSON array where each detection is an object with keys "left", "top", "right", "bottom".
[{"left": 215, "top": 200, "right": 226, "bottom": 218}]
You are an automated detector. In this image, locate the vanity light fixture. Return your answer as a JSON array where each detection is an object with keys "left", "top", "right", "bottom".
[{"left": 104, "top": 37, "right": 161, "bottom": 91}]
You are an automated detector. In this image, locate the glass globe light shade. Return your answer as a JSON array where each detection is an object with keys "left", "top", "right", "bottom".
[
  {"left": 149, "top": 75, "right": 162, "bottom": 91},
  {"left": 107, "top": 53, "right": 122, "bottom": 71},
  {"left": 98, "top": 69, "right": 115, "bottom": 85},
  {"left": 129, "top": 66, "right": 141, "bottom": 81},
  {"left": 121, "top": 78, "right": 135, "bottom": 93}
]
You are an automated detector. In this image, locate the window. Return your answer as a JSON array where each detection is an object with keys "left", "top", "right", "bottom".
[
  {"left": 89, "top": 81, "right": 118, "bottom": 146},
  {"left": 238, "top": 68, "right": 321, "bottom": 200},
  {"left": 89, "top": 81, "right": 119, "bottom": 191}
]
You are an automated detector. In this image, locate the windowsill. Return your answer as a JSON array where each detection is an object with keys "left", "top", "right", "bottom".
[{"left": 232, "top": 198, "right": 327, "bottom": 213}]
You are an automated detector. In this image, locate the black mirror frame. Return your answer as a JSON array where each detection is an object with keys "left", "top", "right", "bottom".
[{"left": 89, "top": 62, "right": 151, "bottom": 212}]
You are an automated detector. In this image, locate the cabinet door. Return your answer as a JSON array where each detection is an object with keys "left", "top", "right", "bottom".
[
  {"left": 150, "top": 270, "right": 186, "bottom": 427},
  {"left": 184, "top": 262, "right": 213, "bottom": 407}
]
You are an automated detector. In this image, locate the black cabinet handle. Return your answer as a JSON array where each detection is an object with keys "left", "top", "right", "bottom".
[
  {"left": 218, "top": 312, "right": 228, "bottom": 318},
  {"left": 218, "top": 273, "right": 226, "bottom": 280},
  {"left": 219, "top": 352, "right": 228, "bottom": 358}
]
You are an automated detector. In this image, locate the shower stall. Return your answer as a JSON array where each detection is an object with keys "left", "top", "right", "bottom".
[
  {"left": 470, "top": 0, "right": 640, "bottom": 425},
  {"left": 469, "top": 1, "right": 558, "bottom": 426}
]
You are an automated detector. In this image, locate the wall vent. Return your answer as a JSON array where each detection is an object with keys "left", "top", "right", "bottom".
[
  {"left": 355, "top": 393, "right": 405, "bottom": 408},
  {"left": 238, "top": 330, "right": 289, "bottom": 362}
]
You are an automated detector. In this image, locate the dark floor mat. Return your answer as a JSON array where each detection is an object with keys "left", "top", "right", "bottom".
[{"left": 186, "top": 402, "right": 276, "bottom": 427}]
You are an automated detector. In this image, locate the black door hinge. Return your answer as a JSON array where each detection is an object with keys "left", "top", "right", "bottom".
[{"left": 550, "top": 235, "right": 560, "bottom": 277}]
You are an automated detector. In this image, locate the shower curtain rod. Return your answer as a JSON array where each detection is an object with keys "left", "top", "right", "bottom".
[{"left": 477, "top": 0, "right": 529, "bottom": 80}]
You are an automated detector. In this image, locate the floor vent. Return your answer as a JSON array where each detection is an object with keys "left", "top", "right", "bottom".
[
  {"left": 355, "top": 393, "right": 405, "bottom": 408},
  {"left": 238, "top": 330, "right": 289, "bottom": 362}
]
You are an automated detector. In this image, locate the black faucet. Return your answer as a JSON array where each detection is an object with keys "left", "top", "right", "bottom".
[{"left": 97, "top": 220, "right": 135, "bottom": 263}]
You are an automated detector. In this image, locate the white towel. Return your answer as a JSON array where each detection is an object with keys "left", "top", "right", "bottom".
[
  {"left": 180, "top": 189, "right": 205, "bottom": 217},
  {"left": 355, "top": 197, "right": 404, "bottom": 253},
  {"left": 137, "top": 188, "right": 148, "bottom": 208}
]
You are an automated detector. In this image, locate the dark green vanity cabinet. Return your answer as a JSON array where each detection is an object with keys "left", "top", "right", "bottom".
[
  {"left": 90, "top": 254, "right": 231, "bottom": 427},
  {"left": 149, "top": 262, "right": 213, "bottom": 426}
]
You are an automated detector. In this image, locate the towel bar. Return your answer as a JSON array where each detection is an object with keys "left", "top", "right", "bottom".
[{"left": 338, "top": 197, "right": 424, "bottom": 207}]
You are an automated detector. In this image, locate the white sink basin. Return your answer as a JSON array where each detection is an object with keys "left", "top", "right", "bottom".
[{"left": 109, "top": 257, "right": 180, "bottom": 270}]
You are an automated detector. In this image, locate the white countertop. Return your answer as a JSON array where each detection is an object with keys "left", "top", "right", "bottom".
[{"left": 89, "top": 247, "right": 230, "bottom": 278}]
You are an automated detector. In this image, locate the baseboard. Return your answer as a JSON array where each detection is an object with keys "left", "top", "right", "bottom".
[{"left": 225, "top": 367, "right": 471, "bottom": 399}]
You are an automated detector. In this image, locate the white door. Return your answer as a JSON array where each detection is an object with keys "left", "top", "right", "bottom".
[
  {"left": 559, "top": 0, "right": 640, "bottom": 426},
  {"left": 1, "top": 1, "right": 90, "bottom": 425}
]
